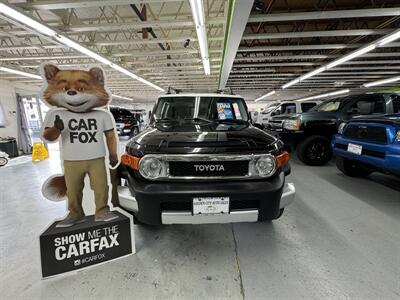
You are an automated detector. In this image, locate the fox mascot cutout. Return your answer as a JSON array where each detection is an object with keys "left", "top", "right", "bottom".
[{"left": 41, "top": 64, "right": 120, "bottom": 228}]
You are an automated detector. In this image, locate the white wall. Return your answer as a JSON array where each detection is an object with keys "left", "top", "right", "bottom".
[{"left": 0, "top": 80, "right": 18, "bottom": 139}]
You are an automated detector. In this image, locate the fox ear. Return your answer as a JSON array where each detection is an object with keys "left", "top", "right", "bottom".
[
  {"left": 89, "top": 67, "right": 105, "bottom": 85},
  {"left": 43, "top": 64, "right": 60, "bottom": 81}
]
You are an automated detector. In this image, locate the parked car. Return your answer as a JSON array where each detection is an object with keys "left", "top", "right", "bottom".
[
  {"left": 117, "top": 93, "right": 295, "bottom": 225},
  {"left": 266, "top": 100, "right": 321, "bottom": 130},
  {"left": 332, "top": 114, "right": 400, "bottom": 177},
  {"left": 255, "top": 102, "right": 280, "bottom": 124},
  {"left": 110, "top": 107, "right": 140, "bottom": 138},
  {"left": 277, "top": 93, "right": 399, "bottom": 166}
]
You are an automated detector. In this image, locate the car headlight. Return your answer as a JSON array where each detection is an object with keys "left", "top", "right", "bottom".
[
  {"left": 255, "top": 155, "right": 276, "bottom": 177},
  {"left": 396, "top": 130, "right": 400, "bottom": 142},
  {"left": 139, "top": 156, "right": 164, "bottom": 179},
  {"left": 338, "top": 122, "right": 347, "bottom": 134},
  {"left": 283, "top": 119, "right": 301, "bottom": 131}
]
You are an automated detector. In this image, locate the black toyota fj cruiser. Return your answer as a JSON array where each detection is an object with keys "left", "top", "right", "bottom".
[
  {"left": 117, "top": 94, "right": 295, "bottom": 225},
  {"left": 273, "top": 93, "right": 399, "bottom": 166}
]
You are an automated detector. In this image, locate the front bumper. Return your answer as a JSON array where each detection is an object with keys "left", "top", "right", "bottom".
[
  {"left": 118, "top": 171, "right": 295, "bottom": 225},
  {"left": 332, "top": 135, "right": 400, "bottom": 174},
  {"left": 273, "top": 130, "right": 304, "bottom": 151},
  {"left": 116, "top": 128, "right": 132, "bottom": 136}
]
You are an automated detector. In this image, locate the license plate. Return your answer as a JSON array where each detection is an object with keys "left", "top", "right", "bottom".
[
  {"left": 193, "top": 197, "right": 229, "bottom": 215},
  {"left": 347, "top": 143, "right": 362, "bottom": 155}
]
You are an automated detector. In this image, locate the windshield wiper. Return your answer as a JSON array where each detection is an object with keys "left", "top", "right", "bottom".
[{"left": 184, "top": 117, "right": 214, "bottom": 123}]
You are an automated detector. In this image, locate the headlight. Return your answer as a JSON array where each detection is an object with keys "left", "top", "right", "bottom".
[
  {"left": 139, "top": 156, "right": 164, "bottom": 179},
  {"left": 338, "top": 122, "right": 347, "bottom": 134},
  {"left": 396, "top": 130, "right": 400, "bottom": 141},
  {"left": 283, "top": 119, "right": 301, "bottom": 131},
  {"left": 255, "top": 155, "right": 276, "bottom": 177}
]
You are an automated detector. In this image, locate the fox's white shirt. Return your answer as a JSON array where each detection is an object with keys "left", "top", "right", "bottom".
[{"left": 42, "top": 108, "right": 115, "bottom": 161}]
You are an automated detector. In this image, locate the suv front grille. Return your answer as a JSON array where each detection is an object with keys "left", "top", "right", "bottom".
[
  {"left": 344, "top": 125, "right": 387, "bottom": 144},
  {"left": 169, "top": 160, "right": 249, "bottom": 177}
]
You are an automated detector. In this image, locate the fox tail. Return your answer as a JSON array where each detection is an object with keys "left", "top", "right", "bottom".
[{"left": 42, "top": 175, "right": 67, "bottom": 201}]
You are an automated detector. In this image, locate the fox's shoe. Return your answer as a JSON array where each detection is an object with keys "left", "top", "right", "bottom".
[
  {"left": 56, "top": 214, "right": 86, "bottom": 228},
  {"left": 95, "top": 211, "right": 119, "bottom": 222}
]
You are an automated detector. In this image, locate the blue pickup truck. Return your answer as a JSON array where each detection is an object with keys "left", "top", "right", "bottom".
[{"left": 332, "top": 114, "right": 400, "bottom": 177}]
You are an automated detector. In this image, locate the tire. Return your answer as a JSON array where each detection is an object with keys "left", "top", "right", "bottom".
[
  {"left": 336, "top": 156, "right": 372, "bottom": 177},
  {"left": 130, "top": 127, "right": 139, "bottom": 138},
  {"left": 296, "top": 135, "right": 332, "bottom": 166},
  {"left": 266, "top": 208, "right": 285, "bottom": 222},
  {"left": 133, "top": 214, "right": 152, "bottom": 225}
]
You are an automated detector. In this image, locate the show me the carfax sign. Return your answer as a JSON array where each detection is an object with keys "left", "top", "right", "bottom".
[{"left": 40, "top": 211, "right": 134, "bottom": 278}]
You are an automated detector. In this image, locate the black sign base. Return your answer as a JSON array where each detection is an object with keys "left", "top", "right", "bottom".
[{"left": 40, "top": 210, "right": 134, "bottom": 278}]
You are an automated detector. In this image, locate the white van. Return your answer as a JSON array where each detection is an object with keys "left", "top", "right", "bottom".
[{"left": 257, "top": 101, "right": 321, "bottom": 127}]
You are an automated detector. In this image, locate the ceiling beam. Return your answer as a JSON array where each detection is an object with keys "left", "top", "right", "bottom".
[
  {"left": 113, "top": 49, "right": 222, "bottom": 57},
  {"left": 247, "top": 7, "right": 400, "bottom": 23},
  {"left": 237, "top": 43, "right": 400, "bottom": 52},
  {"left": 63, "top": 18, "right": 225, "bottom": 33},
  {"left": 242, "top": 29, "right": 393, "bottom": 40},
  {"left": 234, "top": 52, "right": 400, "bottom": 61},
  {"left": 17, "top": 0, "right": 181, "bottom": 10},
  {"left": 90, "top": 36, "right": 223, "bottom": 46}
]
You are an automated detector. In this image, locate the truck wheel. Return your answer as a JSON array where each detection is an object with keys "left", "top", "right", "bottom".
[
  {"left": 336, "top": 156, "right": 372, "bottom": 177},
  {"left": 266, "top": 208, "right": 285, "bottom": 221},
  {"left": 130, "top": 127, "right": 139, "bottom": 138},
  {"left": 296, "top": 135, "right": 332, "bottom": 166},
  {"left": 133, "top": 214, "right": 147, "bottom": 225}
]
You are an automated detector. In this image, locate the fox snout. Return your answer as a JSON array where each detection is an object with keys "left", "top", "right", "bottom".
[{"left": 66, "top": 90, "right": 77, "bottom": 96}]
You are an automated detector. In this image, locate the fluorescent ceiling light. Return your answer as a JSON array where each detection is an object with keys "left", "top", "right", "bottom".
[
  {"left": 254, "top": 90, "right": 276, "bottom": 102},
  {"left": 377, "top": 28, "right": 400, "bottom": 46},
  {"left": 295, "top": 89, "right": 350, "bottom": 101},
  {"left": 280, "top": 28, "right": 400, "bottom": 90},
  {"left": 112, "top": 94, "right": 134, "bottom": 101},
  {"left": 189, "top": 0, "right": 211, "bottom": 75},
  {"left": 0, "top": 3, "right": 56, "bottom": 37},
  {"left": 0, "top": 66, "right": 42, "bottom": 79},
  {"left": 54, "top": 35, "right": 112, "bottom": 66},
  {"left": 326, "top": 44, "right": 376, "bottom": 69},
  {"left": 0, "top": 2, "right": 164, "bottom": 92},
  {"left": 299, "top": 66, "right": 326, "bottom": 81},
  {"left": 363, "top": 75, "right": 400, "bottom": 87},
  {"left": 282, "top": 78, "right": 300, "bottom": 89}
]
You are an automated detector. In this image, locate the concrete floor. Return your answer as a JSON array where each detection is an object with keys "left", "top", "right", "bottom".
[{"left": 1, "top": 147, "right": 400, "bottom": 299}]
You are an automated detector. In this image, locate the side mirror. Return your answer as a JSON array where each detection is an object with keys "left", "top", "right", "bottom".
[{"left": 253, "top": 123, "right": 264, "bottom": 130}]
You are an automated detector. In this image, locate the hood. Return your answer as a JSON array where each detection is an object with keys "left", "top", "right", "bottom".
[
  {"left": 285, "top": 111, "right": 339, "bottom": 121},
  {"left": 127, "top": 122, "right": 279, "bottom": 154},
  {"left": 270, "top": 113, "right": 297, "bottom": 122}
]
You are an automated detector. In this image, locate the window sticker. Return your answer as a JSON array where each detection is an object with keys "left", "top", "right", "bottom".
[{"left": 217, "top": 103, "right": 234, "bottom": 120}]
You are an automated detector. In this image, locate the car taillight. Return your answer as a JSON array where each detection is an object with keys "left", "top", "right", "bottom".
[
  {"left": 276, "top": 151, "right": 290, "bottom": 169},
  {"left": 121, "top": 153, "right": 140, "bottom": 170}
]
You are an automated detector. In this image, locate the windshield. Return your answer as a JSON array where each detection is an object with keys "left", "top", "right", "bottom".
[
  {"left": 262, "top": 102, "right": 279, "bottom": 114},
  {"left": 313, "top": 99, "right": 346, "bottom": 112},
  {"left": 153, "top": 96, "right": 249, "bottom": 123}
]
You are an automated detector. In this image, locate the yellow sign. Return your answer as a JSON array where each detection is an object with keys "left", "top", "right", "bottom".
[{"left": 32, "top": 142, "right": 49, "bottom": 161}]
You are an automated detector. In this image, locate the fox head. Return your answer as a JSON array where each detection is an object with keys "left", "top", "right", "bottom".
[{"left": 42, "top": 64, "right": 110, "bottom": 112}]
